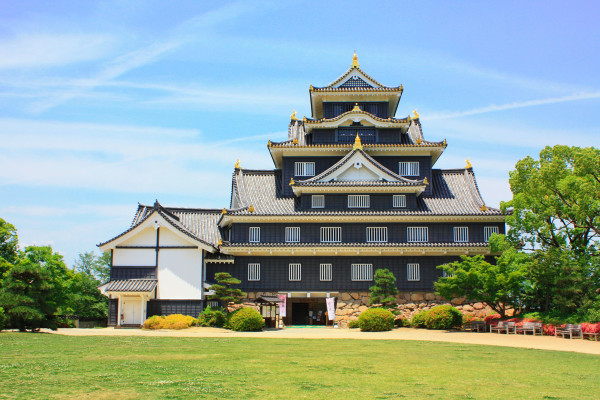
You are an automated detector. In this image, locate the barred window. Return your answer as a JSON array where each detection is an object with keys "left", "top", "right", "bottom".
[
  {"left": 320, "top": 263, "right": 332, "bottom": 281},
  {"left": 348, "top": 194, "right": 370, "bottom": 208},
  {"left": 407, "top": 227, "right": 428, "bottom": 242},
  {"left": 407, "top": 264, "right": 420, "bottom": 281},
  {"left": 393, "top": 194, "right": 406, "bottom": 208},
  {"left": 443, "top": 269, "right": 454, "bottom": 278},
  {"left": 285, "top": 227, "right": 300, "bottom": 243},
  {"left": 351, "top": 264, "right": 373, "bottom": 281},
  {"left": 249, "top": 227, "right": 260, "bottom": 243},
  {"left": 289, "top": 263, "right": 301, "bottom": 281},
  {"left": 484, "top": 226, "right": 499, "bottom": 242},
  {"left": 366, "top": 227, "right": 388, "bottom": 243},
  {"left": 206, "top": 300, "right": 220, "bottom": 308},
  {"left": 248, "top": 263, "right": 260, "bottom": 281},
  {"left": 453, "top": 227, "right": 469, "bottom": 243},
  {"left": 399, "top": 161, "right": 419, "bottom": 176},
  {"left": 321, "top": 227, "right": 342, "bottom": 242},
  {"left": 295, "top": 162, "right": 315, "bottom": 176},
  {"left": 312, "top": 195, "right": 325, "bottom": 208}
]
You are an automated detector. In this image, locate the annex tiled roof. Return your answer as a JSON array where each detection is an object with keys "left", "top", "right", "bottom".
[
  {"left": 311, "top": 63, "right": 401, "bottom": 91},
  {"left": 226, "top": 168, "right": 502, "bottom": 217},
  {"left": 222, "top": 242, "right": 491, "bottom": 248},
  {"left": 99, "top": 201, "right": 222, "bottom": 248},
  {"left": 105, "top": 279, "right": 157, "bottom": 292}
]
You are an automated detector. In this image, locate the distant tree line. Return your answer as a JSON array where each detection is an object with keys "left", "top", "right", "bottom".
[{"left": 0, "top": 218, "right": 110, "bottom": 331}]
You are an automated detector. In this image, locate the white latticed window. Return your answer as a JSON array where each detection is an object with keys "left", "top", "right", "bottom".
[
  {"left": 348, "top": 194, "right": 370, "bottom": 208},
  {"left": 407, "top": 227, "right": 428, "bottom": 242},
  {"left": 249, "top": 227, "right": 260, "bottom": 243},
  {"left": 393, "top": 194, "right": 406, "bottom": 208},
  {"left": 320, "top": 227, "right": 342, "bottom": 243},
  {"left": 285, "top": 227, "right": 300, "bottom": 243},
  {"left": 484, "top": 226, "right": 499, "bottom": 242},
  {"left": 453, "top": 227, "right": 469, "bottom": 243},
  {"left": 407, "top": 264, "right": 420, "bottom": 281},
  {"left": 399, "top": 161, "right": 419, "bottom": 176},
  {"left": 312, "top": 195, "right": 325, "bottom": 208},
  {"left": 320, "top": 263, "right": 332, "bottom": 281},
  {"left": 294, "top": 162, "right": 315, "bottom": 176},
  {"left": 289, "top": 263, "right": 301, "bottom": 281},
  {"left": 443, "top": 269, "right": 454, "bottom": 278},
  {"left": 248, "top": 263, "right": 260, "bottom": 281},
  {"left": 366, "top": 227, "right": 388, "bottom": 243},
  {"left": 351, "top": 264, "right": 373, "bottom": 281}
]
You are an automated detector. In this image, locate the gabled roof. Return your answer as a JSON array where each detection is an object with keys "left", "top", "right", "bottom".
[
  {"left": 98, "top": 201, "right": 222, "bottom": 250},
  {"left": 104, "top": 279, "right": 157, "bottom": 293},
  {"left": 313, "top": 54, "right": 400, "bottom": 91}
]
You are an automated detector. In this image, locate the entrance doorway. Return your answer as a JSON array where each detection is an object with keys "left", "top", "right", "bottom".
[
  {"left": 288, "top": 299, "right": 328, "bottom": 326},
  {"left": 291, "top": 303, "right": 309, "bottom": 325},
  {"left": 122, "top": 297, "right": 142, "bottom": 325}
]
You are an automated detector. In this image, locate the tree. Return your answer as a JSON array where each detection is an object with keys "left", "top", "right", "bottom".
[
  {"left": 65, "top": 272, "right": 108, "bottom": 320},
  {"left": 0, "top": 218, "right": 19, "bottom": 278},
  {"left": 208, "top": 272, "right": 246, "bottom": 304},
  {"left": 435, "top": 235, "right": 530, "bottom": 317},
  {"left": 369, "top": 268, "right": 399, "bottom": 308},
  {"left": 74, "top": 251, "right": 111, "bottom": 283},
  {"left": 0, "top": 260, "right": 57, "bottom": 331}
]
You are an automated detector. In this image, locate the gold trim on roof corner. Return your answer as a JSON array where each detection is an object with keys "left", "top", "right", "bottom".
[
  {"left": 221, "top": 208, "right": 228, "bottom": 215},
  {"left": 248, "top": 205, "right": 255, "bottom": 213},
  {"left": 290, "top": 110, "right": 297, "bottom": 121},
  {"left": 465, "top": 158, "right": 472, "bottom": 169},
  {"left": 289, "top": 177, "right": 295, "bottom": 186},
  {"left": 480, "top": 205, "right": 488, "bottom": 212},
  {"left": 351, "top": 52, "right": 360, "bottom": 68},
  {"left": 352, "top": 103, "right": 361, "bottom": 112},
  {"left": 423, "top": 177, "right": 428, "bottom": 185},
  {"left": 292, "top": 138, "right": 298, "bottom": 145},
  {"left": 413, "top": 109, "right": 419, "bottom": 119},
  {"left": 353, "top": 133, "right": 363, "bottom": 150},
  {"left": 234, "top": 159, "right": 241, "bottom": 169},
  {"left": 218, "top": 238, "right": 223, "bottom": 245}
]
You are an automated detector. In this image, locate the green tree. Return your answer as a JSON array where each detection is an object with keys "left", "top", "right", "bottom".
[
  {"left": 435, "top": 235, "right": 530, "bottom": 317},
  {"left": 369, "top": 268, "right": 399, "bottom": 308},
  {"left": 65, "top": 272, "right": 108, "bottom": 320},
  {"left": 0, "top": 260, "right": 57, "bottom": 331},
  {"left": 0, "top": 218, "right": 19, "bottom": 278},
  {"left": 74, "top": 251, "right": 111, "bottom": 283},
  {"left": 208, "top": 272, "right": 246, "bottom": 304}
]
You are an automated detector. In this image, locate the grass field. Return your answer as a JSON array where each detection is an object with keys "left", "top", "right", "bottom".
[{"left": 0, "top": 333, "right": 599, "bottom": 399}]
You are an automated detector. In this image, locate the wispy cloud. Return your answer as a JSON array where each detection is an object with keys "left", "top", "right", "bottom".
[{"left": 425, "top": 91, "right": 600, "bottom": 120}]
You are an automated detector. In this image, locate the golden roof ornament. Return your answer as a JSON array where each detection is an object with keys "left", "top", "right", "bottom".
[
  {"left": 352, "top": 103, "right": 361, "bottom": 112},
  {"left": 289, "top": 177, "right": 295, "bottom": 186},
  {"left": 351, "top": 52, "right": 360, "bottom": 68},
  {"left": 423, "top": 177, "right": 429, "bottom": 185},
  {"left": 416, "top": 137, "right": 422, "bottom": 144},
  {"left": 413, "top": 109, "right": 420, "bottom": 119},
  {"left": 248, "top": 205, "right": 255, "bottom": 213},
  {"left": 218, "top": 238, "right": 223, "bottom": 245},
  {"left": 267, "top": 140, "right": 272, "bottom": 147},
  {"left": 353, "top": 133, "right": 363, "bottom": 150},
  {"left": 234, "top": 159, "right": 241, "bottom": 169},
  {"left": 292, "top": 138, "right": 298, "bottom": 145},
  {"left": 221, "top": 208, "right": 227, "bottom": 215},
  {"left": 481, "top": 205, "right": 488, "bottom": 212},
  {"left": 290, "top": 110, "right": 297, "bottom": 121},
  {"left": 465, "top": 158, "right": 472, "bottom": 169}
]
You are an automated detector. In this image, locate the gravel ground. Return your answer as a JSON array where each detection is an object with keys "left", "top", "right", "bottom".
[{"left": 49, "top": 327, "right": 600, "bottom": 355}]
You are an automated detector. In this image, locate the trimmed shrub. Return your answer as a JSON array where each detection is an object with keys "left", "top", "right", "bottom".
[
  {"left": 423, "top": 305, "right": 462, "bottom": 330},
  {"left": 143, "top": 315, "right": 163, "bottom": 330},
  {"left": 228, "top": 308, "right": 264, "bottom": 332},
  {"left": 358, "top": 307, "right": 394, "bottom": 332},
  {"left": 410, "top": 310, "right": 429, "bottom": 328},
  {"left": 197, "top": 306, "right": 226, "bottom": 327},
  {"left": 347, "top": 320, "right": 359, "bottom": 329},
  {"left": 581, "top": 323, "right": 600, "bottom": 334},
  {"left": 394, "top": 317, "right": 405, "bottom": 327},
  {"left": 143, "top": 314, "right": 197, "bottom": 330},
  {"left": 0, "top": 307, "right": 6, "bottom": 331}
]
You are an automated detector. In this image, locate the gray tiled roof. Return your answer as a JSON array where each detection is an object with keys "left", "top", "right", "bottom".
[
  {"left": 105, "top": 279, "right": 157, "bottom": 292},
  {"left": 228, "top": 168, "right": 502, "bottom": 216},
  {"left": 222, "top": 242, "right": 491, "bottom": 248}
]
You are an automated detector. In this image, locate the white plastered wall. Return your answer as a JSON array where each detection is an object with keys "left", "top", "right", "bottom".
[
  {"left": 157, "top": 248, "right": 204, "bottom": 299},
  {"left": 159, "top": 228, "right": 192, "bottom": 246},
  {"left": 120, "top": 227, "right": 156, "bottom": 246}
]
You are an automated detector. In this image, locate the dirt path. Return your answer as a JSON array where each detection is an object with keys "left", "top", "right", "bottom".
[{"left": 51, "top": 327, "right": 600, "bottom": 355}]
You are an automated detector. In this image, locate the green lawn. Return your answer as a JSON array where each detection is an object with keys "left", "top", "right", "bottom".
[{"left": 0, "top": 333, "right": 599, "bottom": 399}]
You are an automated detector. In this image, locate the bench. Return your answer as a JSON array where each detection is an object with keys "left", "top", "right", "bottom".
[
  {"left": 582, "top": 331, "right": 599, "bottom": 341},
  {"left": 464, "top": 320, "right": 486, "bottom": 332},
  {"left": 515, "top": 322, "right": 543, "bottom": 336},
  {"left": 490, "top": 321, "right": 516, "bottom": 334},
  {"left": 555, "top": 324, "right": 583, "bottom": 339}
]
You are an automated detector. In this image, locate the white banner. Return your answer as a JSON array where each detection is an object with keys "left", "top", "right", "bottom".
[
  {"left": 279, "top": 294, "right": 287, "bottom": 317},
  {"left": 326, "top": 297, "right": 335, "bottom": 320}
]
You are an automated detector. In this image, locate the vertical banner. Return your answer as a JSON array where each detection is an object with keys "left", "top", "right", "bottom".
[
  {"left": 279, "top": 294, "right": 287, "bottom": 317},
  {"left": 326, "top": 297, "right": 336, "bottom": 320}
]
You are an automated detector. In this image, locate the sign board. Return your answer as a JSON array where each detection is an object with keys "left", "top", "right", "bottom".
[
  {"left": 326, "top": 297, "right": 336, "bottom": 320},
  {"left": 279, "top": 294, "right": 287, "bottom": 317}
]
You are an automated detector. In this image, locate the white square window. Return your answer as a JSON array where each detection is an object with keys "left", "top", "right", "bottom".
[
  {"left": 289, "top": 263, "right": 301, "bottom": 281},
  {"left": 351, "top": 264, "right": 373, "bottom": 281},
  {"left": 320, "top": 227, "right": 342, "bottom": 243},
  {"left": 248, "top": 263, "right": 260, "bottom": 281},
  {"left": 320, "top": 264, "right": 332, "bottom": 281},
  {"left": 295, "top": 162, "right": 315, "bottom": 176},
  {"left": 249, "top": 227, "right": 260, "bottom": 243},
  {"left": 399, "top": 161, "right": 419, "bottom": 176},
  {"left": 393, "top": 194, "right": 406, "bottom": 208},
  {"left": 312, "top": 195, "right": 325, "bottom": 208},
  {"left": 348, "top": 195, "right": 370, "bottom": 208},
  {"left": 407, "top": 264, "right": 420, "bottom": 281},
  {"left": 407, "top": 227, "right": 428, "bottom": 242},
  {"left": 453, "top": 227, "right": 469, "bottom": 243},
  {"left": 484, "top": 226, "right": 499, "bottom": 242},
  {"left": 366, "top": 227, "right": 388, "bottom": 243},
  {"left": 285, "top": 227, "right": 300, "bottom": 243}
]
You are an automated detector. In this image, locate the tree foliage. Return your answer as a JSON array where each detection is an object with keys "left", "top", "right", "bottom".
[
  {"left": 208, "top": 272, "right": 246, "bottom": 304},
  {"left": 369, "top": 268, "right": 399, "bottom": 307},
  {"left": 74, "top": 251, "right": 111, "bottom": 283},
  {"left": 0, "top": 218, "right": 19, "bottom": 278},
  {"left": 436, "top": 235, "right": 530, "bottom": 317}
]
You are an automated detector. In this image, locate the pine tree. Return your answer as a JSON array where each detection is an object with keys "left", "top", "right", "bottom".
[
  {"left": 369, "top": 268, "right": 399, "bottom": 308},
  {"left": 208, "top": 272, "right": 246, "bottom": 304}
]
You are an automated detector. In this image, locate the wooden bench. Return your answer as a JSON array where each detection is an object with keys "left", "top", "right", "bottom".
[
  {"left": 582, "top": 331, "right": 599, "bottom": 341},
  {"left": 469, "top": 321, "right": 487, "bottom": 332},
  {"left": 490, "top": 321, "right": 516, "bottom": 334},
  {"left": 555, "top": 324, "right": 583, "bottom": 339},
  {"left": 515, "top": 322, "right": 543, "bottom": 336}
]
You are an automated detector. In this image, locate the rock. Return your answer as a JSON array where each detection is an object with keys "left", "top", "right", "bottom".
[
  {"left": 411, "top": 293, "right": 424, "bottom": 301},
  {"left": 425, "top": 293, "right": 436, "bottom": 300},
  {"left": 358, "top": 306, "right": 368, "bottom": 312},
  {"left": 350, "top": 292, "right": 360, "bottom": 300},
  {"left": 451, "top": 297, "right": 466, "bottom": 305},
  {"left": 336, "top": 302, "right": 346, "bottom": 308},
  {"left": 397, "top": 299, "right": 407, "bottom": 304},
  {"left": 473, "top": 302, "right": 485, "bottom": 310},
  {"left": 405, "top": 303, "right": 416, "bottom": 309},
  {"left": 419, "top": 301, "right": 428, "bottom": 308},
  {"left": 247, "top": 292, "right": 256, "bottom": 299},
  {"left": 361, "top": 296, "right": 370, "bottom": 304},
  {"left": 435, "top": 295, "right": 445, "bottom": 301},
  {"left": 341, "top": 293, "right": 352, "bottom": 301},
  {"left": 463, "top": 304, "right": 474, "bottom": 312}
]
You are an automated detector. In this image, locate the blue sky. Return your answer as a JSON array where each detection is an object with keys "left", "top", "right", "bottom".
[{"left": 1, "top": 1, "right": 599, "bottom": 265}]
